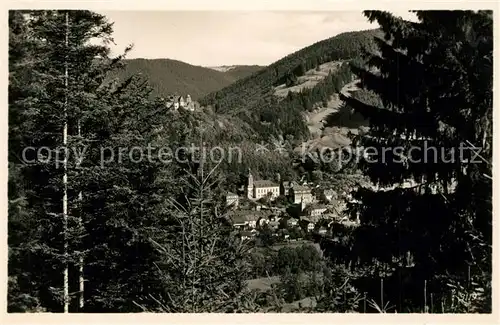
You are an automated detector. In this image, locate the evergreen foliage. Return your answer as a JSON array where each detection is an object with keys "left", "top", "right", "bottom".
[
  {"left": 8, "top": 9, "right": 493, "bottom": 314},
  {"left": 8, "top": 10, "right": 252, "bottom": 312},
  {"left": 134, "top": 166, "right": 253, "bottom": 312},
  {"left": 337, "top": 10, "right": 492, "bottom": 312}
]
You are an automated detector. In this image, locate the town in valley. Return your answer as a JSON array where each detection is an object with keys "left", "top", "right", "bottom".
[{"left": 7, "top": 9, "right": 493, "bottom": 316}]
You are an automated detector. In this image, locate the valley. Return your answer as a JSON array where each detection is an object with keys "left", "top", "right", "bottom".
[{"left": 10, "top": 9, "right": 492, "bottom": 314}]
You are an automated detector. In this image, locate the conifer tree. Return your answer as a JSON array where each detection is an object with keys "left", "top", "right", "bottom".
[
  {"left": 341, "top": 10, "right": 492, "bottom": 312},
  {"left": 8, "top": 10, "right": 47, "bottom": 311},
  {"left": 134, "top": 159, "right": 253, "bottom": 312},
  {"left": 8, "top": 10, "right": 176, "bottom": 312},
  {"left": 8, "top": 10, "right": 75, "bottom": 312}
]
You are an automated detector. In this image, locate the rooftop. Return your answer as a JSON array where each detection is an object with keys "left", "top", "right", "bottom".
[
  {"left": 306, "top": 203, "right": 328, "bottom": 210},
  {"left": 291, "top": 185, "right": 312, "bottom": 193},
  {"left": 253, "top": 180, "right": 279, "bottom": 188},
  {"left": 229, "top": 210, "right": 271, "bottom": 224},
  {"left": 167, "top": 95, "right": 180, "bottom": 101}
]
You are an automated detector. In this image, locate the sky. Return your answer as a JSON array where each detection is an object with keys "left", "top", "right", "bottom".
[{"left": 99, "top": 11, "right": 417, "bottom": 67}]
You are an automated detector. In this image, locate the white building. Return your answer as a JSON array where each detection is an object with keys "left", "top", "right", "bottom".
[
  {"left": 305, "top": 204, "right": 328, "bottom": 217},
  {"left": 230, "top": 210, "right": 269, "bottom": 229},
  {"left": 289, "top": 185, "right": 314, "bottom": 204},
  {"left": 246, "top": 170, "right": 280, "bottom": 200},
  {"left": 185, "top": 94, "right": 195, "bottom": 111},
  {"left": 253, "top": 180, "right": 280, "bottom": 200},
  {"left": 287, "top": 217, "right": 299, "bottom": 227},
  {"left": 166, "top": 94, "right": 193, "bottom": 111}
]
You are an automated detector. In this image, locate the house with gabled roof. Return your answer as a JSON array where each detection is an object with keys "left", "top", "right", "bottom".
[
  {"left": 253, "top": 180, "right": 280, "bottom": 200},
  {"left": 229, "top": 210, "right": 270, "bottom": 229},
  {"left": 178, "top": 96, "right": 185, "bottom": 107},
  {"left": 289, "top": 184, "right": 314, "bottom": 204},
  {"left": 303, "top": 203, "right": 328, "bottom": 218}
]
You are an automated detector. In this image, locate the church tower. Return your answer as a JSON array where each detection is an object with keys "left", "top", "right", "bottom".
[
  {"left": 278, "top": 173, "right": 285, "bottom": 196},
  {"left": 246, "top": 169, "right": 254, "bottom": 199},
  {"left": 300, "top": 196, "right": 306, "bottom": 211}
]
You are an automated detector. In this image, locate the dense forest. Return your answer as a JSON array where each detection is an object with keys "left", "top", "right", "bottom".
[
  {"left": 246, "top": 62, "right": 354, "bottom": 142},
  {"left": 335, "top": 10, "right": 492, "bottom": 313}
]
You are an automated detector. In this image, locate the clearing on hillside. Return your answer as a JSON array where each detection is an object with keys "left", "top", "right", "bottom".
[
  {"left": 274, "top": 61, "right": 343, "bottom": 98},
  {"left": 296, "top": 80, "right": 361, "bottom": 153}
]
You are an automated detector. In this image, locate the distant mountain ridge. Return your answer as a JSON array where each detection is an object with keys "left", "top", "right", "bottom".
[
  {"left": 208, "top": 65, "right": 264, "bottom": 79},
  {"left": 111, "top": 59, "right": 263, "bottom": 100},
  {"left": 207, "top": 66, "right": 237, "bottom": 72}
]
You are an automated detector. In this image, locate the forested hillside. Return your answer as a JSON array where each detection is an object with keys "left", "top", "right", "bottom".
[
  {"left": 199, "top": 29, "right": 383, "bottom": 142},
  {"left": 108, "top": 30, "right": 381, "bottom": 143},
  {"left": 110, "top": 59, "right": 261, "bottom": 99},
  {"left": 200, "top": 29, "right": 382, "bottom": 113}
]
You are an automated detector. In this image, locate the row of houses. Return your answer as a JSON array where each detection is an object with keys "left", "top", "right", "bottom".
[
  {"left": 236, "top": 214, "right": 333, "bottom": 241},
  {"left": 244, "top": 170, "right": 336, "bottom": 204},
  {"left": 229, "top": 210, "right": 301, "bottom": 230},
  {"left": 226, "top": 199, "right": 341, "bottom": 230},
  {"left": 226, "top": 193, "right": 333, "bottom": 220}
]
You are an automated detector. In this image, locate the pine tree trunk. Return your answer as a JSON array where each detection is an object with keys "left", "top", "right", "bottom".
[
  {"left": 79, "top": 222, "right": 84, "bottom": 309},
  {"left": 424, "top": 280, "right": 427, "bottom": 313},
  {"left": 380, "top": 278, "right": 384, "bottom": 309},
  {"left": 63, "top": 11, "right": 70, "bottom": 313},
  {"left": 78, "top": 120, "right": 84, "bottom": 310}
]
